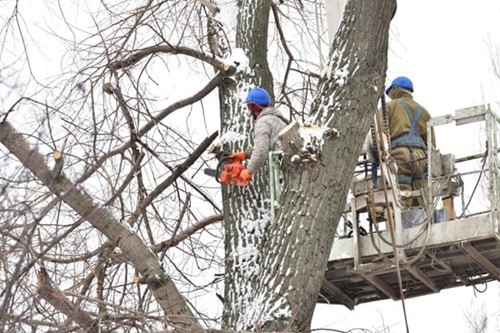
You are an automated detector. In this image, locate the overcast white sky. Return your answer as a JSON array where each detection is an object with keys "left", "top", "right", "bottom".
[
  {"left": 388, "top": 0, "right": 499, "bottom": 116},
  {"left": 313, "top": 1, "right": 500, "bottom": 332}
]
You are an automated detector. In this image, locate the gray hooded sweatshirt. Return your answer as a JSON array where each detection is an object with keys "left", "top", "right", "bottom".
[{"left": 247, "top": 107, "right": 288, "bottom": 174}]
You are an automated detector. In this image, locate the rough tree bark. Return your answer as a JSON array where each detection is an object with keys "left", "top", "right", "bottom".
[
  {"left": 218, "top": 0, "right": 275, "bottom": 330},
  {"left": 222, "top": 0, "right": 397, "bottom": 331}
]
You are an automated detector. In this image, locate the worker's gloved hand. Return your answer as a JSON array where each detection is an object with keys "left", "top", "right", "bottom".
[
  {"left": 239, "top": 169, "right": 252, "bottom": 181},
  {"left": 229, "top": 151, "right": 246, "bottom": 161}
]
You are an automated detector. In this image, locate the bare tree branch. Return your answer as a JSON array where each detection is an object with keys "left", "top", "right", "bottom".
[
  {"left": 137, "top": 140, "right": 222, "bottom": 213},
  {"left": 77, "top": 73, "right": 225, "bottom": 185},
  {"left": 108, "top": 45, "right": 231, "bottom": 71},
  {"left": 0, "top": 120, "right": 204, "bottom": 332},
  {"left": 152, "top": 213, "right": 224, "bottom": 252},
  {"left": 128, "top": 131, "right": 218, "bottom": 226},
  {"left": 37, "top": 268, "right": 102, "bottom": 333},
  {"left": 199, "top": 0, "right": 220, "bottom": 16}
]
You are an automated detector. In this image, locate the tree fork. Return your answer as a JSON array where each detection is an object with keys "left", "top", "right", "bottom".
[{"left": 253, "top": 0, "right": 397, "bottom": 331}]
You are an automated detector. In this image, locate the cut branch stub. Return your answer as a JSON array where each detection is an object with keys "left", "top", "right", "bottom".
[
  {"left": 279, "top": 121, "right": 302, "bottom": 156},
  {"left": 278, "top": 120, "right": 338, "bottom": 164},
  {"left": 52, "top": 150, "right": 64, "bottom": 179}
]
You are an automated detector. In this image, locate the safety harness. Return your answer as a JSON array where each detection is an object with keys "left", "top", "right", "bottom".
[
  {"left": 389, "top": 100, "right": 428, "bottom": 184},
  {"left": 390, "top": 100, "right": 427, "bottom": 149}
]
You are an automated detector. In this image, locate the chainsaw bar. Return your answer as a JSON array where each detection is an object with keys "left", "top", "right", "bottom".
[{"left": 203, "top": 168, "right": 218, "bottom": 178}]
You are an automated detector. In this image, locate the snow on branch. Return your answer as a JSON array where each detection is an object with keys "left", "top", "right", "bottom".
[{"left": 278, "top": 120, "right": 339, "bottom": 164}]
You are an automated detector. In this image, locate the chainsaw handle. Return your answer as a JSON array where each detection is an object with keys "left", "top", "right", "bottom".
[
  {"left": 215, "top": 157, "right": 230, "bottom": 184},
  {"left": 228, "top": 151, "right": 246, "bottom": 161}
]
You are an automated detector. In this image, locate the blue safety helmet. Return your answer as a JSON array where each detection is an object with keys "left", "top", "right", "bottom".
[
  {"left": 245, "top": 87, "right": 271, "bottom": 106},
  {"left": 385, "top": 76, "right": 414, "bottom": 95}
]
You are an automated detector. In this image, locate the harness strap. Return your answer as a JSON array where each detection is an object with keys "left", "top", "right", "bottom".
[
  {"left": 397, "top": 172, "right": 428, "bottom": 185},
  {"left": 390, "top": 100, "right": 427, "bottom": 149},
  {"left": 401, "top": 100, "right": 423, "bottom": 137}
]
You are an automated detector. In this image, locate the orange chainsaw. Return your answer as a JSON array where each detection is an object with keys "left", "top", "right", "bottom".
[{"left": 204, "top": 155, "right": 250, "bottom": 187}]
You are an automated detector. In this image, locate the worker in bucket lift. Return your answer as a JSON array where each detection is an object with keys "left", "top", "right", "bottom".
[
  {"left": 383, "top": 76, "right": 436, "bottom": 208},
  {"left": 229, "top": 87, "right": 289, "bottom": 183}
]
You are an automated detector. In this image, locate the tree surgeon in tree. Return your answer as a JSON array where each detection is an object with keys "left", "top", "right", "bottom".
[
  {"left": 230, "top": 87, "right": 288, "bottom": 184},
  {"left": 222, "top": 1, "right": 398, "bottom": 331},
  {"left": 382, "top": 76, "right": 436, "bottom": 208}
]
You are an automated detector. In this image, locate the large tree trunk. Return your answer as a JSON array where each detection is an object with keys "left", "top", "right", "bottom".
[
  {"left": 222, "top": 0, "right": 397, "bottom": 331},
  {"left": 218, "top": 0, "right": 274, "bottom": 330}
]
